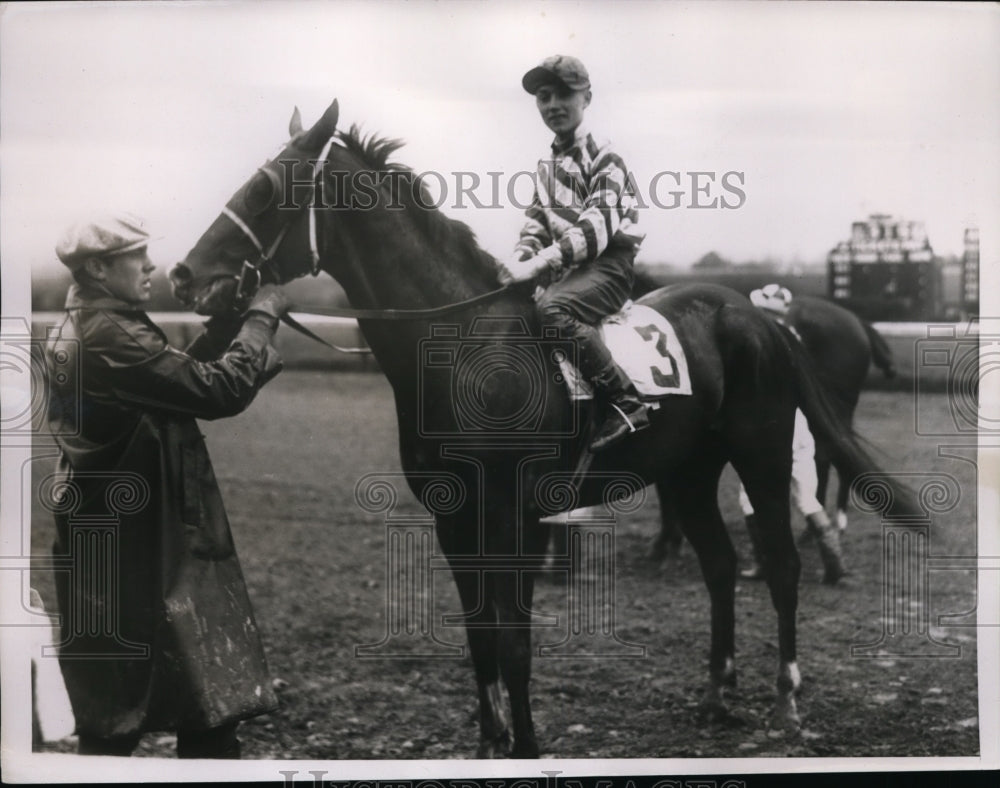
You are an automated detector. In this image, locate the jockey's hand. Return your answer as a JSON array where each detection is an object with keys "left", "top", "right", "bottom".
[
  {"left": 497, "top": 255, "right": 550, "bottom": 285},
  {"left": 247, "top": 284, "right": 291, "bottom": 319},
  {"left": 496, "top": 252, "right": 529, "bottom": 285}
]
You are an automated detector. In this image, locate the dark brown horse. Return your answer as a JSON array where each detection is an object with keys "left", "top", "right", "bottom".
[
  {"left": 634, "top": 270, "right": 898, "bottom": 561},
  {"left": 170, "top": 100, "right": 913, "bottom": 757}
]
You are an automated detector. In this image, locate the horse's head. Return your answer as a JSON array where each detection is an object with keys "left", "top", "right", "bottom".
[{"left": 170, "top": 100, "right": 340, "bottom": 315}]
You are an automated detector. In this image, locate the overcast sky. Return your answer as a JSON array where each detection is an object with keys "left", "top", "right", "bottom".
[{"left": 2, "top": 0, "right": 998, "bottom": 288}]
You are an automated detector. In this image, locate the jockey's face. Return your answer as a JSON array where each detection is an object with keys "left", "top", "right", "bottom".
[{"left": 535, "top": 83, "right": 591, "bottom": 139}]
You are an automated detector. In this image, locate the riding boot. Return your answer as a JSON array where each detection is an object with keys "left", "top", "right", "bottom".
[
  {"left": 807, "top": 510, "right": 847, "bottom": 585},
  {"left": 739, "top": 514, "right": 766, "bottom": 580},
  {"left": 588, "top": 364, "right": 651, "bottom": 453}
]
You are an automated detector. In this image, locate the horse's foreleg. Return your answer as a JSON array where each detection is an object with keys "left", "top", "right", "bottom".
[
  {"left": 448, "top": 569, "right": 510, "bottom": 757},
  {"left": 493, "top": 567, "right": 539, "bottom": 758},
  {"left": 440, "top": 506, "right": 511, "bottom": 759},
  {"left": 650, "top": 480, "right": 684, "bottom": 561}
]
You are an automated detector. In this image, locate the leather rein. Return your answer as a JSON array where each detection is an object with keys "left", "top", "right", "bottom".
[{"left": 217, "top": 134, "right": 522, "bottom": 353}]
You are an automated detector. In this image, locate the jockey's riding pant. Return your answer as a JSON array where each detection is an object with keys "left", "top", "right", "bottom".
[
  {"left": 535, "top": 246, "right": 635, "bottom": 384},
  {"left": 738, "top": 409, "right": 824, "bottom": 518}
]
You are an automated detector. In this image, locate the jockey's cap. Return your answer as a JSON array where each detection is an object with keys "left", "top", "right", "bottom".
[
  {"left": 522, "top": 55, "right": 591, "bottom": 95},
  {"left": 56, "top": 212, "right": 152, "bottom": 269},
  {"left": 750, "top": 283, "right": 793, "bottom": 315}
]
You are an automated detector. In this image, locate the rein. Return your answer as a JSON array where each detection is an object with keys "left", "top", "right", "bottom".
[
  {"left": 276, "top": 281, "right": 529, "bottom": 355},
  {"left": 283, "top": 281, "right": 529, "bottom": 321}
]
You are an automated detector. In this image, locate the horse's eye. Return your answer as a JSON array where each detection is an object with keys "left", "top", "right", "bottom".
[{"left": 244, "top": 171, "right": 276, "bottom": 215}]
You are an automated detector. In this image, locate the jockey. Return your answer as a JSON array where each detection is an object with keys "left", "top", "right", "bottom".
[
  {"left": 740, "top": 284, "right": 847, "bottom": 584},
  {"left": 750, "top": 283, "right": 798, "bottom": 337},
  {"left": 497, "top": 55, "right": 648, "bottom": 453}
]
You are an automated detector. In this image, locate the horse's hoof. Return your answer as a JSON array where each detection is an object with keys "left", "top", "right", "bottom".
[
  {"left": 649, "top": 544, "right": 681, "bottom": 562},
  {"left": 698, "top": 695, "right": 730, "bottom": 724},
  {"left": 770, "top": 714, "right": 802, "bottom": 735},
  {"left": 770, "top": 700, "right": 802, "bottom": 734},
  {"left": 822, "top": 568, "right": 852, "bottom": 586},
  {"left": 509, "top": 742, "right": 540, "bottom": 759},
  {"left": 476, "top": 730, "right": 511, "bottom": 759},
  {"left": 700, "top": 701, "right": 743, "bottom": 727}
]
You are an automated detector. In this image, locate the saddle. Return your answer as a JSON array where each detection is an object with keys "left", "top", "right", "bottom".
[{"left": 559, "top": 301, "right": 693, "bottom": 402}]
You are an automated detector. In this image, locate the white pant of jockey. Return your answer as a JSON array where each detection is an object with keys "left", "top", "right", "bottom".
[{"left": 738, "top": 409, "right": 824, "bottom": 518}]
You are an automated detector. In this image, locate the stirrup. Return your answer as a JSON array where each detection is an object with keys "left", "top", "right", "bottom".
[
  {"left": 589, "top": 398, "right": 650, "bottom": 452},
  {"left": 609, "top": 402, "right": 640, "bottom": 432}
]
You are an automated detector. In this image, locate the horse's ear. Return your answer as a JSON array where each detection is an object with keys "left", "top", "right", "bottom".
[
  {"left": 322, "top": 99, "right": 339, "bottom": 131},
  {"left": 289, "top": 106, "right": 304, "bottom": 138},
  {"left": 299, "top": 99, "right": 339, "bottom": 149}
]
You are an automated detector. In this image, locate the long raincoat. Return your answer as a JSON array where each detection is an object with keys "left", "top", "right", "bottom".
[{"left": 44, "top": 283, "right": 282, "bottom": 737}]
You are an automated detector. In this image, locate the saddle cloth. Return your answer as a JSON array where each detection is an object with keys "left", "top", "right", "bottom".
[{"left": 559, "top": 301, "right": 693, "bottom": 401}]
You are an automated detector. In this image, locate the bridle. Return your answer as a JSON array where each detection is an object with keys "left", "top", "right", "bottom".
[
  {"left": 200, "top": 133, "right": 526, "bottom": 344},
  {"left": 222, "top": 135, "right": 338, "bottom": 312}
]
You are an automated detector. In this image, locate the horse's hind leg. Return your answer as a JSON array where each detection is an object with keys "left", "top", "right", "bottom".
[
  {"left": 815, "top": 440, "right": 850, "bottom": 532},
  {"left": 735, "top": 467, "right": 802, "bottom": 732},
  {"left": 833, "top": 461, "right": 850, "bottom": 532},
  {"left": 814, "top": 441, "right": 831, "bottom": 513},
  {"left": 662, "top": 455, "right": 737, "bottom": 720}
]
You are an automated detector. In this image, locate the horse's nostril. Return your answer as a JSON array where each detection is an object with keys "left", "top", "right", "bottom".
[{"left": 169, "top": 263, "right": 192, "bottom": 285}]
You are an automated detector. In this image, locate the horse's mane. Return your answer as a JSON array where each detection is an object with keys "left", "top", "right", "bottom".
[{"left": 335, "top": 125, "right": 499, "bottom": 277}]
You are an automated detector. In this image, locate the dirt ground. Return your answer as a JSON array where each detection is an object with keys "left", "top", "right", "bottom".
[{"left": 30, "top": 371, "right": 979, "bottom": 760}]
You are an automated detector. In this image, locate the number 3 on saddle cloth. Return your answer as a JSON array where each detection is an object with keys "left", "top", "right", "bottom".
[{"left": 558, "top": 301, "right": 693, "bottom": 403}]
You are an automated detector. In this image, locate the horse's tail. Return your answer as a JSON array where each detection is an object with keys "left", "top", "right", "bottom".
[
  {"left": 861, "top": 319, "right": 897, "bottom": 379},
  {"left": 772, "top": 322, "right": 919, "bottom": 516}
]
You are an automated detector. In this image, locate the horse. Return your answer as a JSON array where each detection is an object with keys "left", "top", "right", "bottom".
[
  {"left": 632, "top": 272, "right": 898, "bottom": 562},
  {"left": 787, "top": 294, "right": 896, "bottom": 527},
  {"left": 169, "top": 100, "right": 915, "bottom": 757}
]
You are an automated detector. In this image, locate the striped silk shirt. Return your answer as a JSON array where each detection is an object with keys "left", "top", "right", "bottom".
[{"left": 515, "top": 125, "right": 645, "bottom": 270}]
